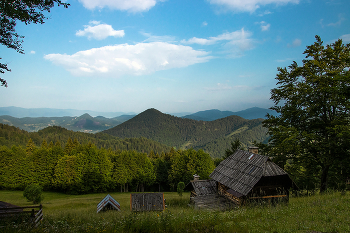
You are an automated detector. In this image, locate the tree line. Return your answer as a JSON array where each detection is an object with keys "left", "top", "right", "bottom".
[{"left": 0, "top": 138, "right": 215, "bottom": 194}]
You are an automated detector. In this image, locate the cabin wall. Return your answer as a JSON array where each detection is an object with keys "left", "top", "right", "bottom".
[{"left": 218, "top": 183, "right": 241, "bottom": 205}]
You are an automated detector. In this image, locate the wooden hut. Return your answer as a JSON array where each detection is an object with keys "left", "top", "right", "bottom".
[
  {"left": 130, "top": 193, "right": 165, "bottom": 212},
  {"left": 210, "top": 149, "right": 296, "bottom": 205},
  {"left": 97, "top": 194, "right": 121, "bottom": 213},
  {"left": 185, "top": 175, "right": 234, "bottom": 210}
]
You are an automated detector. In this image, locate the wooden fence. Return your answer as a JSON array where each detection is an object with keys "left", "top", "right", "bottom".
[
  {"left": 130, "top": 193, "right": 165, "bottom": 212},
  {"left": 0, "top": 204, "right": 43, "bottom": 228}
]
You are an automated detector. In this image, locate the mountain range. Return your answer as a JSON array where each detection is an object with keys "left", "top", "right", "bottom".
[
  {"left": 101, "top": 108, "right": 269, "bottom": 158},
  {"left": 0, "top": 106, "right": 276, "bottom": 133},
  {"left": 0, "top": 113, "right": 135, "bottom": 133},
  {"left": 0, "top": 107, "right": 271, "bottom": 158}
]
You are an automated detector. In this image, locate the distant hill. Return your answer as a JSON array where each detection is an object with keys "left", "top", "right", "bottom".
[
  {"left": 0, "top": 114, "right": 135, "bottom": 133},
  {"left": 182, "top": 107, "right": 278, "bottom": 121},
  {"left": 0, "top": 106, "right": 135, "bottom": 118},
  {"left": 0, "top": 123, "right": 171, "bottom": 154},
  {"left": 102, "top": 108, "right": 269, "bottom": 158}
]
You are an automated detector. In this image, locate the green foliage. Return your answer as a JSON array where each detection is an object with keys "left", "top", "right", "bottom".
[
  {"left": 169, "top": 148, "right": 215, "bottom": 189},
  {"left": 0, "top": 124, "right": 171, "bottom": 155},
  {"left": 177, "top": 182, "right": 185, "bottom": 197},
  {"left": 0, "top": 134, "right": 214, "bottom": 193},
  {"left": 224, "top": 138, "right": 244, "bottom": 159},
  {"left": 23, "top": 184, "right": 43, "bottom": 204},
  {"left": 263, "top": 35, "right": 350, "bottom": 192}
]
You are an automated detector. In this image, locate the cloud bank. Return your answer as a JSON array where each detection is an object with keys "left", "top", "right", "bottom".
[
  {"left": 76, "top": 21, "right": 125, "bottom": 40},
  {"left": 208, "top": 0, "right": 299, "bottom": 13},
  {"left": 182, "top": 28, "right": 254, "bottom": 56},
  {"left": 78, "top": 0, "right": 160, "bottom": 12},
  {"left": 44, "top": 42, "right": 212, "bottom": 77}
]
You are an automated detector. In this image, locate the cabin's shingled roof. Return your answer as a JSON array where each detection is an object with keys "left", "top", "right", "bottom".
[
  {"left": 209, "top": 150, "right": 288, "bottom": 196},
  {"left": 189, "top": 180, "right": 217, "bottom": 196}
]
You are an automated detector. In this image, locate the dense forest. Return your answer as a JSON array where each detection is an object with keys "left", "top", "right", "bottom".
[
  {"left": 102, "top": 108, "right": 269, "bottom": 158},
  {"left": 0, "top": 124, "right": 171, "bottom": 154},
  {"left": 0, "top": 136, "right": 214, "bottom": 194}
]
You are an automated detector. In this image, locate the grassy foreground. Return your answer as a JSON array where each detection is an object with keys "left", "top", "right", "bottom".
[{"left": 0, "top": 190, "right": 349, "bottom": 233}]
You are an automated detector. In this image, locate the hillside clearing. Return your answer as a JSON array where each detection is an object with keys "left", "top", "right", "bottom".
[{"left": 0, "top": 190, "right": 349, "bottom": 232}]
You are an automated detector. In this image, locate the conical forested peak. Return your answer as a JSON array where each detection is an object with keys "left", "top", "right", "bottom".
[{"left": 77, "top": 113, "right": 94, "bottom": 120}]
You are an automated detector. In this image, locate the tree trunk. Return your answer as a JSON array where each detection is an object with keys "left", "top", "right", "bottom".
[{"left": 320, "top": 165, "right": 330, "bottom": 193}]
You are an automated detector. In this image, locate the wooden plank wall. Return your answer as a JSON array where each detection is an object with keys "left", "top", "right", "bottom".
[{"left": 130, "top": 193, "right": 164, "bottom": 212}]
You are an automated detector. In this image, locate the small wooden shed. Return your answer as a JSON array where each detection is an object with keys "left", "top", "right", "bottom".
[
  {"left": 185, "top": 179, "right": 233, "bottom": 210},
  {"left": 97, "top": 194, "right": 121, "bottom": 213},
  {"left": 210, "top": 149, "right": 296, "bottom": 205},
  {"left": 130, "top": 193, "right": 165, "bottom": 212}
]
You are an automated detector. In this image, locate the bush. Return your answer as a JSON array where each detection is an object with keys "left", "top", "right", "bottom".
[
  {"left": 177, "top": 182, "right": 185, "bottom": 197},
  {"left": 23, "top": 184, "right": 44, "bottom": 204}
]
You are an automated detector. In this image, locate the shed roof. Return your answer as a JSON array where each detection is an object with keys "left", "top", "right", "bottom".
[
  {"left": 97, "top": 194, "right": 120, "bottom": 213},
  {"left": 209, "top": 150, "right": 288, "bottom": 196},
  {"left": 186, "top": 180, "right": 217, "bottom": 196}
]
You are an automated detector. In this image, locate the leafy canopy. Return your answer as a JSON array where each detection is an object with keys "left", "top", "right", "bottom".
[
  {"left": 263, "top": 35, "right": 350, "bottom": 192},
  {"left": 0, "top": 0, "right": 69, "bottom": 87}
]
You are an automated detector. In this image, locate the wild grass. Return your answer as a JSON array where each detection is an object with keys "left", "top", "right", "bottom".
[{"left": 0, "top": 190, "right": 349, "bottom": 233}]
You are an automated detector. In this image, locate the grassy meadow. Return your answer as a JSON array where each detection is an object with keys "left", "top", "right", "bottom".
[{"left": 0, "top": 190, "right": 349, "bottom": 233}]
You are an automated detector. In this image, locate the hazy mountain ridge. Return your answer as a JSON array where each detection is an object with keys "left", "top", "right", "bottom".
[
  {"left": 0, "top": 106, "right": 136, "bottom": 118},
  {"left": 0, "top": 114, "right": 135, "bottom": 133},
  {"left": 182, "top": 107, "right": 278, "bottom": 121},
  {"left": 102, "top": 108, "right": 269, "bottom": 158}
]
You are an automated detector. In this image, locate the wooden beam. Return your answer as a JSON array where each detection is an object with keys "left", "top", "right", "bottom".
[{"left": 249, "top": 195, "right": 287, "bottom": 199}]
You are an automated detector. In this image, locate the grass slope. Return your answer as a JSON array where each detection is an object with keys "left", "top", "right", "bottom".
[{"left": 0, "top": 190, "right": 349, "bottom": 232}]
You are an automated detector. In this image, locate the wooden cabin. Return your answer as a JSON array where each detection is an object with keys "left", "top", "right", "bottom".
[{"left": 210, "top": 149, "right": 296, "bottom": 205}]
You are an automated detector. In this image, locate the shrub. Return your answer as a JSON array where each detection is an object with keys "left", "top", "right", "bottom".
[
  {"left": 177, "top": 182, "right": 185, "bottom": 197},
  {"left": 23, "top": 184, "right": 44, "bottom": 204}
]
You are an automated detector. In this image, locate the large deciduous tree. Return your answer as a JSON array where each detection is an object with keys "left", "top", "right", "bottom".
[
  {"left": 263, "top": 36, "right": 350, "bottom": 192},
  {"left": 0, "top": 0, "right": 69, "bottom": 87}
]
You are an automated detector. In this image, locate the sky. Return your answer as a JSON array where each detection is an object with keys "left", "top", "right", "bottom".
[{"left": 1, "top": 0, "right": 349, "bottom": 115}]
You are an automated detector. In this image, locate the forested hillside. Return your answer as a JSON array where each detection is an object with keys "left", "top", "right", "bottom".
[
  {"left": 102, "top": 108, "right": 269, "bottom": 158},
  {"left": 0, "top": 124, "right": 170, "bottom": 154}
]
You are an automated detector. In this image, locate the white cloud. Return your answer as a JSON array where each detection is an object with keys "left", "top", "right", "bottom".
[
  {"left": 140, "top": 32, "right": 176, "bottom": 43},
  {"left": 78, "top": 0, "right": 159, "bottom": 12},
  {"left": 208, "top": 0, "right": 299, "bottom": 13},
  {"left": 287, "top": 38, "right": 301, "bottom": 47},
  {"left": 257, "top": 21, "right": 270, "bottom": 31},
  {"left": 44, "top": 42, "right": 212, "bottom": 77},
  {"left": 258, "top": 10, "right": 272, "bottom": 16},
  {"left": 340, "top": 34, "right": 350, "bottom": 42},
  {"left": 76, "top": 21, "right": 125, "bottom": 40},
  {"left": 202, "top": 21, "right": 208, "bottom": 26},
  {"left": 30, "top": 51, "right": 36, "bottom": 54},
  {"left": 327, "top": 15, "right": 345, "bottom": 27},
  {"left": 182, "top": 28, "right": 254, "bottom": 56}
]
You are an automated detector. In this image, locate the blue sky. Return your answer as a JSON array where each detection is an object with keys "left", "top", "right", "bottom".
[{"left": 1, "top": 0, "right": 349, "bottom": 114}]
